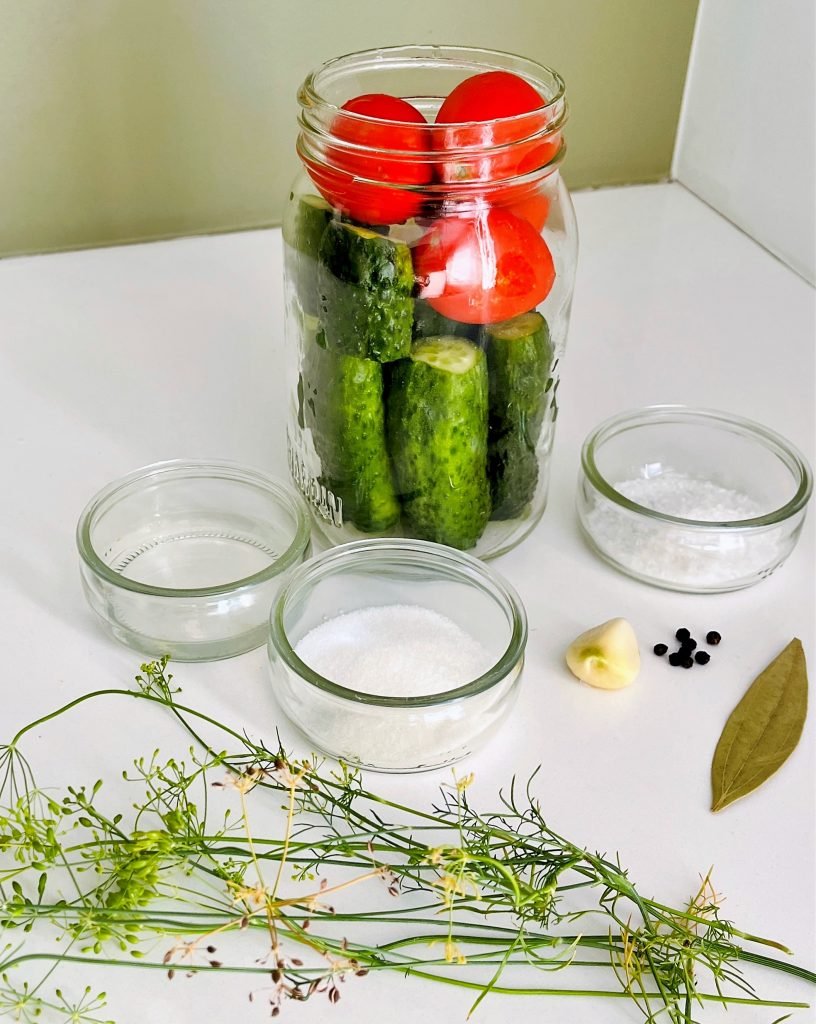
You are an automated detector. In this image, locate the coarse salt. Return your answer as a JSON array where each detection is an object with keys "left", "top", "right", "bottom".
[
  {"left": 614, "top": 474, "right": 764, "bottom": 521},
  {"left": 584, "top": 471, "right": 785, "bottom": 586},
  {"left": 295, "top": 604, "right": 493, "bottom": 697}
]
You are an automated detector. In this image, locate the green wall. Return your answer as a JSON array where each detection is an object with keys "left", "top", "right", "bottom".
[{"left": 0, "top": 0, "right": 698, "bottom": 257}]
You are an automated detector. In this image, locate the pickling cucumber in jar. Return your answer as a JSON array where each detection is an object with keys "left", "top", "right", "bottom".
[
  {"left": 412, "top": 299, "right": 479, "bottom": 343},
  {"left": 301, "top": 323, "right": 400, "bottom": 533},
  {"left": 484, "top": 311, "right": 553, "bottom": 520},
  {"left": 318, "top": 221, "right": 414, "bottom": 363},
  {"left": 283, "top": 194, "right": 334, "bottom": 317},
  {"left": 387, "top": 336, "right": 491, "bottom": 550}
]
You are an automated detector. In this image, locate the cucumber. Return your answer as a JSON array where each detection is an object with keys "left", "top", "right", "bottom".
[
  {"left": 387, "top": 337, "right": 490, "bottom": 550},
  {"left": 413, "top": 299, "right": 478, "bottom": 343},
  {"left": 318, "top": 221, "right": 413, "bottom": 363},
  {"left": 284, "top": 194, "right": 334, "bottom": 317},
  {"left": 484, "top": 311, "right": 553, "bottom": 519},
  {"left": 302, "top": 325, "right": 400, "bottom": 533}
]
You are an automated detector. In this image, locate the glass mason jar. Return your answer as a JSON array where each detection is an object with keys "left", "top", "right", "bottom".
[{"left": 283, "top": 45, "right": 577, "bottom": 558}]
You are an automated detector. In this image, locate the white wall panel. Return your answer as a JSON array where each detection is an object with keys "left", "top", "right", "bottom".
[{"left": 674, "top": 0, "right": 816, "bottom": 285}]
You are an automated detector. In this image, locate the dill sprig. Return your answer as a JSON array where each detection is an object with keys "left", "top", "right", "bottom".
[{"left": 0, "top": 657, "right": 813, "bottom": 1022}]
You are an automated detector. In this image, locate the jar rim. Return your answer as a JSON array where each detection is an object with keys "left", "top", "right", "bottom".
[
  {"left": 299, "top": 44, "right": 566, "bottom": 122},
  {"left": 296, "top": 43, "right": 568, "bottom": 182},
  {"left": 268, "top": 538, "right": 528, "bottom": 708}
]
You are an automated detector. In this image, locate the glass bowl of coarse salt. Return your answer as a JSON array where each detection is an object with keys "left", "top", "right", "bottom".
[
  {"left": 267, "top": 538, "right": 527, "bottom": 772},
  {"left": 577, "top": 405, "right": 813, "bottom": 593}
]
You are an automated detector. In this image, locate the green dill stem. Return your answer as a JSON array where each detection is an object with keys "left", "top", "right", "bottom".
[
  {"left": 11, "top": 895, "right": 815, "bottom": 989},
  {"left": 0, "top": 952, "right": 808, "bottom": 1010},
  {"left": 9, "top": 689, "right": 248, "bottom": 753},
  {"left": 644, "top": 898, "right": 794, "bottom": 954},
  {"left": 724, "top": 950, "right": 816, "bottom": 986},
  {"left": 414, "top": 814, "right": 792, "bottom": 961},
  {"left": 460, "top": 853, "right": 523, "bottom": 906}
]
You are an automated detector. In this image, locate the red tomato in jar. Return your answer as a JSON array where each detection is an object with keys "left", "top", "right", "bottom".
[
  {"left": 309, "top": 93, "right": 432, "bottom": 225},
  {"left": 434, "top": 71, "right": 561, "bottom": 188},
  {"left": 438, "top": 70, "right": 545, "bottom": 124},
  {"left": 412, "top": 208, "right": 555, "bottom": 324},
  {"left": 505, "top": 190, "right": 551, "bottom": 232}
]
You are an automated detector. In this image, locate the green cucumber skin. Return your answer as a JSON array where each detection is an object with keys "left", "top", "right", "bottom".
[
  {"left": 486, "top": 314, "right": 553, "bottom": 520},
  {"left": 488, "top": 434, "right": 539, "bottom": 521},
  {"left": 318, "top": 221, "right": 414, "bottom": 363},
  {"left": 303, "top": 335, "right": 400, "bottom": 533},
  {"left": 413, "top": 299, "right": 479, "bottom": 343},
  {"left": 387, "top": 341, "right": 491, "bottom": 550},
  {"left": 284, "top": 195, "right": 334, "bottom": 318}
]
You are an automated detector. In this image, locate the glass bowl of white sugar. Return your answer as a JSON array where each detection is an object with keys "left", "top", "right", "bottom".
[
  {"left": 577, "top": 406, "right": 812, "bottom": 593},
  {"left": 266, "top": 539, "right": 527, "bottom": 771}
]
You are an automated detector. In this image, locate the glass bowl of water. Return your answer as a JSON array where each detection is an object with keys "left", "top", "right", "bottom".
[
  {"left": 77, "top": 460, "right": 310, "bottom": 661},
  {"left": 267, "top": 538, "right": 527, "bottom": 772},
  {"left": 577, "top": 406, "right": 812, "bottom": 593}
]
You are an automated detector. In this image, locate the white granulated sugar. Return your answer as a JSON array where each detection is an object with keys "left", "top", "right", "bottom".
[
  {"left": 585, "top": 471, "right": 784, "bottom": 586},
  {"left": 295, "top": 604, "right": 493, "bottom": 697}
]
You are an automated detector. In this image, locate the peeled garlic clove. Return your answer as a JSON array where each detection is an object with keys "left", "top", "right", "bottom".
[{"left": 565, "top": 617, "right": 640, "bottom": 689}]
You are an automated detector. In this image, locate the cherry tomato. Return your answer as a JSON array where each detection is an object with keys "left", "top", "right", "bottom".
[
  {"left": 434, "top": 71, "right": 560, "bottom": 188},
  {"left": 504, "top": 190, "right": 551, "bottom": 232},
  {"left": 310, "top": 93, "right": 432, "bottom": 224},
  {"left": 412, "top": 208, "right": 555, "bottom": 324},
  {"left": 438, "top": 70, "right": 545, "bottom": 123}
]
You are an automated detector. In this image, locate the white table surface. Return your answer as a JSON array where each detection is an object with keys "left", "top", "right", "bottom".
[{"left": 0, "top": 182, "right": 814, "bottom": 1024}]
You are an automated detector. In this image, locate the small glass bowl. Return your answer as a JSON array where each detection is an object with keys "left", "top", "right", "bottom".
[
  {"left": 267, "top": 539, "right": 527, "bottom": 772},
  {"left": 577, "top": 406, "right": 813, "bottom": 593},
  {"left": 77, "top": 460, "right": 310, "bottom": 661}
]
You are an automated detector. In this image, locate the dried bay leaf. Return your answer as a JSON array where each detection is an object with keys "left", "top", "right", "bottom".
[{"left": 711, "top": 638, "right": 808, "bottom": 812}]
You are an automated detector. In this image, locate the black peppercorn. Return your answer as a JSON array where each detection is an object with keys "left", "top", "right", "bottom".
[
  {"left": 695, "top": 651, "right": 711, "bottom": 665},
  {"left": 682, "top": 657, "right": 694, "bottom": 669},
  {"left": 668, "top": 652, "right": 682, "bottom": 666},
  {"left": 653, "top": 643, "right": 668, "bottom": 656},
  {"left": 706, "top": 630, "right": 721, "bottom": 645},
  {"left": 675, "top": 627, "right": 691, "bottom": 641}
]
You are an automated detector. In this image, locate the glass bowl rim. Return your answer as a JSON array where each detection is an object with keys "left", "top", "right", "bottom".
[
  {"left": 76, "top": 459, "right": 311, "bottom": 599},
  {"left": 580, "top": 404, "right": 813, "bottom": 530},
  {"left": 268, "top": 537, "right": 528, "bottom": 709}
]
